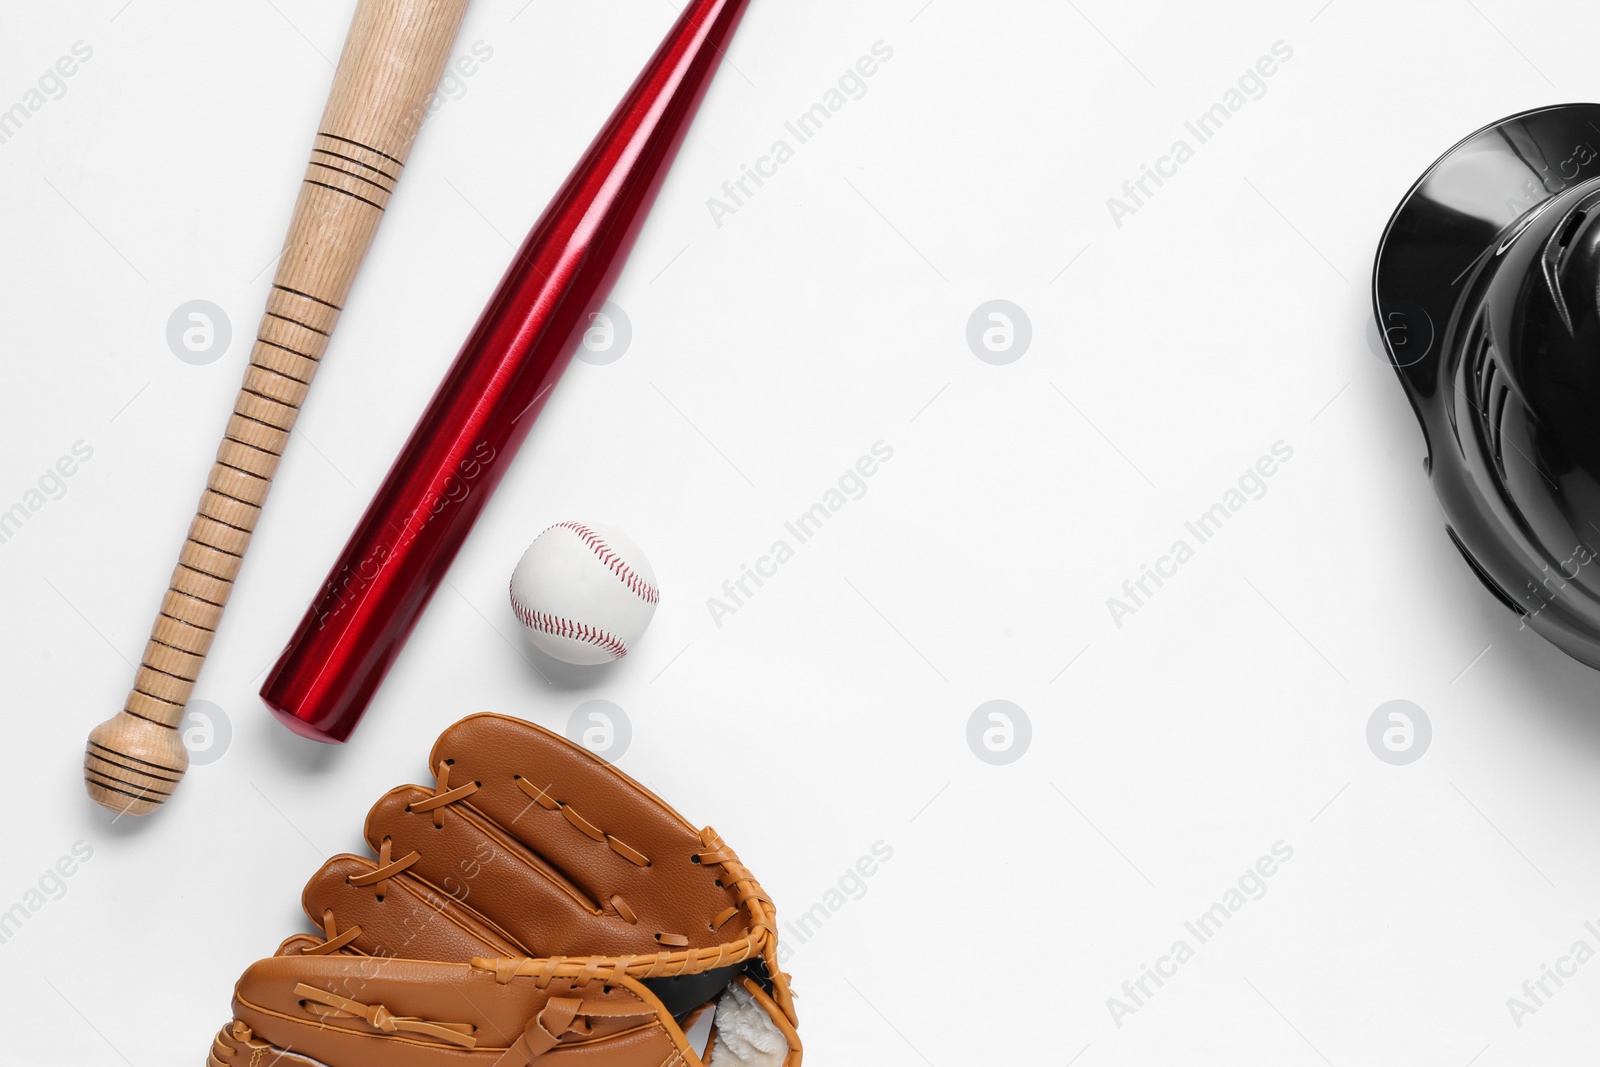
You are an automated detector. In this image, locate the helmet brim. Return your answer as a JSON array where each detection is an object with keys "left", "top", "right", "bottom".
[{"left": 1374, "top": 102, "right": 1600, "bottom": 417}]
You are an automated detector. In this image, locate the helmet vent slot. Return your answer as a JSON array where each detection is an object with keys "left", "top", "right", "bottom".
[
  {"left": 1477, "top": 349, "right": 1497, "bottom": 411},
  {"left": 1559, "top": 210, "right": 1588, "bottom": 249},
  {"left": 1489, "top": 381, "right": 1510, "bottom": 466},
  {"left": 1474, "top": 334, "right": 1510, "bottom": 468}
]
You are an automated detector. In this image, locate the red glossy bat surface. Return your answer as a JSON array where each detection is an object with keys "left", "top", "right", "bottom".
[{"left": 263, "top": 0, "right": 752, "bottom": 742}]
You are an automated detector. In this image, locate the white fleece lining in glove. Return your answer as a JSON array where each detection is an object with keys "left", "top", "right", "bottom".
[{"left": 707, "top": 981, "right": 789, "bottom": 1067}]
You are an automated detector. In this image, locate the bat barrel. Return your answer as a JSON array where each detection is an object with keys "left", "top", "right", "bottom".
[{"left": 261, "top": 0, "right": 754, "bottom": 743}]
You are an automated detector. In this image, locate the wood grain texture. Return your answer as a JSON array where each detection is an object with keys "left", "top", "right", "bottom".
[{"left": 85, "top": 0, "right": 471, "bottom": 817}]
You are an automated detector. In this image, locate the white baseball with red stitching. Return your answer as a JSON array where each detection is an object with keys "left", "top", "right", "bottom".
[{"left": 509, "top": 521, "right": 660, "bottom": 665}]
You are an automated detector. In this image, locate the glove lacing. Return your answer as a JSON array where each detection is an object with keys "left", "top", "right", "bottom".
[{"left": 298, "top": 760, "right": 470, "bottom": 955}]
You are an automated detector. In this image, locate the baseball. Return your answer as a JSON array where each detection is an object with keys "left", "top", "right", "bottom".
[{"left": 509, "top": 521, "right": 660, "bottom": 665}]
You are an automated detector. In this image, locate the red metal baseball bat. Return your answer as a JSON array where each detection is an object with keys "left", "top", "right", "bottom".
[{"left": 263, "top": 0, "right": 752, "bottom": 742}]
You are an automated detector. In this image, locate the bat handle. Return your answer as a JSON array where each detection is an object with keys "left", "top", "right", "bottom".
[{"left": 84, "top": 0, "right": 471, "bottom": 816}]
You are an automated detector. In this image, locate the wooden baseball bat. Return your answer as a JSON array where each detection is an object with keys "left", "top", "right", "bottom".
[{"left": 84, "top": 0, "right": 471, "bottom": 816}]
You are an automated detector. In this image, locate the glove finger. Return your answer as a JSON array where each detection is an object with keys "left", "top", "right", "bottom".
[
  {"left": 224, "top": 954, "right": 695, "bottom": 1067},
  {"left": 275, "top": 933, "right": 329, "bottom": 957},
  {"left": 299, "top": 854, "right": 521, "bottom": 962},
  {"left": 429, "top": 714, "right": 742, "bottom": 953},
  {"left": 367, "top": 784, "right": 664, "bottom": 959}
]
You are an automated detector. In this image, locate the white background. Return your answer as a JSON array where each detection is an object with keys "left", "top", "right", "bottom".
[{"left": 2, "top": 0, "right": 1598, "bottom": 1063}]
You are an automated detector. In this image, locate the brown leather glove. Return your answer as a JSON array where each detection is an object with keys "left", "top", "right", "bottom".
[{"left": 209, "top": 714, "right": 800, "bottom": 1066}]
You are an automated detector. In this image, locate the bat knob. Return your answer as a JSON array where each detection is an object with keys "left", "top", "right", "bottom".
[{"left": 84, "top": 712, "right": 189, "bottom": 816}]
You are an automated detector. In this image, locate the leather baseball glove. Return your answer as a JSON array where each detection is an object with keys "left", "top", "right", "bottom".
[{"left": 209, "top": 714, "right": 800, "bottom": 1066}]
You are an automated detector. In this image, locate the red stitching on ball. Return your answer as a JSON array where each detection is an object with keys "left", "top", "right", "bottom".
[
  {"left": 509, "top": 583, "right": 629, "bottom": 659},
  {"left": 549, "top": 521, "right": 660, "bottom": 604}
]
